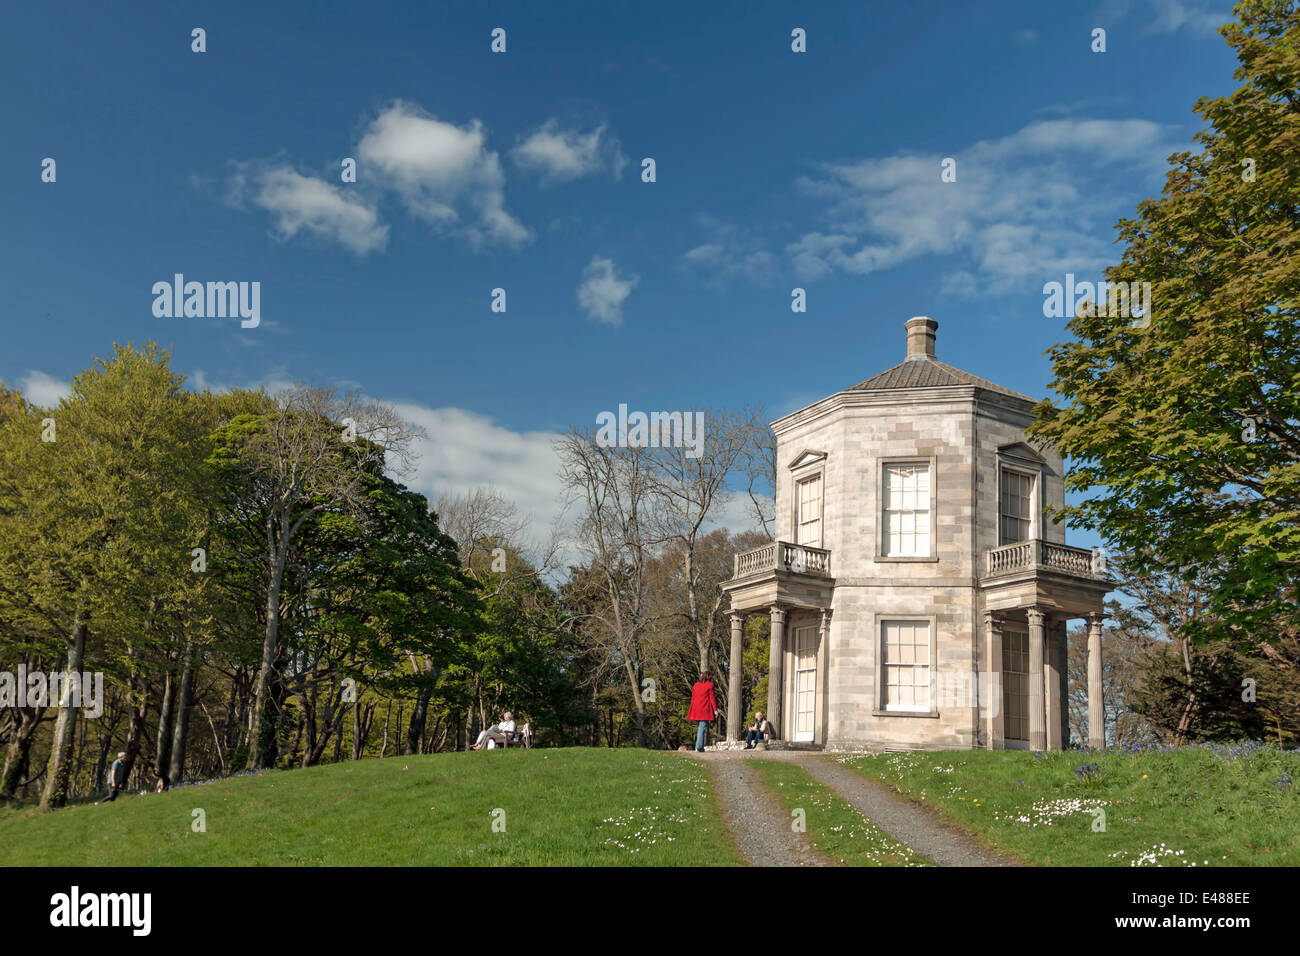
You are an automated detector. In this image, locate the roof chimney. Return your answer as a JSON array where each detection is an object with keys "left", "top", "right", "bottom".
[{"left": 905, "top": 316, "right": 937, "bottom": 360}]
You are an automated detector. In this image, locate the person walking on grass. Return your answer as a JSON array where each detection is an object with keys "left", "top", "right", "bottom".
[
  {"left": 687, "top": 671, "right": 718, "bottom": 752},
  {"left": 100, "top": 752, "right": 127, "bottom": 803}
]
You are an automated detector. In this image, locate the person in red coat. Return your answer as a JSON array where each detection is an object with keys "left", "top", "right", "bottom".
[{"left": 687, "top": 670, "right": 718, "bottom": 752}]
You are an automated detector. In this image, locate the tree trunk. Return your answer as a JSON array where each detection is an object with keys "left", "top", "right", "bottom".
[
  {"left": 41, "top": 614, "right": 87, "bottom": 808},
  {"left": 154, "top": 668, "right": 176, "bottom": 781},
  {"left": 248, "top": 541, "right": 287, "bottom": 769},
  {"left": 92, "top": 695, "right": 122, "bottom": 796},
  {"left": 406, "top": 687, "right": 432, "bottom": 755},
  {"left": 168, "top": 649, "right": 195, "bottom": 784},
  {"left": 622, "top": 659, "right": 648, "bottom": 747},
  {"left": 380, "top": 699, "right": 392, "bottom": 759},
  {"left": 224, "top": 676, "right": 239, "bottom": 749},
  {"left": 1172, "top": 638, "right": 1198, "bottom": 746},
  {"left": 2, "top": 704, "right": 45, "bottom": 800},
  {"left": 352, "top": 703, "right": 374, "bottom": 760},
  {"left": 122, "top": 673, "right": 150, "bottom": 791},
  {"left": 200, "top": 702, "right": 226, "bottom": 776}
]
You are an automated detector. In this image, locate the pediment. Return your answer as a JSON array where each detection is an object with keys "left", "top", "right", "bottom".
[
  {"left": 787, "top": 448, "right": 827, "bottom": 471},
  {"left": 998, "top": 441, "right": 1047, "bottom": 464}
]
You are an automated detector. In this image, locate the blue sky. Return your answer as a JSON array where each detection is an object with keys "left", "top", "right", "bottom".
[{"left": 2, "top": 0, "right": 1241, "bottom": 546}]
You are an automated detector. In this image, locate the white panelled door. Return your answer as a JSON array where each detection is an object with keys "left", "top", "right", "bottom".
[{"left": 793, "top": 625, "right": 818, "bottom": 742}]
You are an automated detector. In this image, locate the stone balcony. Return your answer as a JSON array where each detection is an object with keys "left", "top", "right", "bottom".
[
  {"left": 724, "top": 541, "right": 835, "bottom": 613},
  {"left": 981, "top": 539, "right": 1110, "bottom": 616}
]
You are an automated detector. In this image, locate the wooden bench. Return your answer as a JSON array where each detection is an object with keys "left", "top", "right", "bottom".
[{"left": 486, "top": 723, "right": 533, "bottom": 749}]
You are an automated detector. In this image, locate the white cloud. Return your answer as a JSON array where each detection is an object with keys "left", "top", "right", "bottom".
[
  {"left": 683, "top": 217, "right": 777, "bottom": 285},
  {"left": 788, "top": 117, "right": 1173, "bottom": 293},
  {"left": 187, "top": 368, "right": 297, "bottom": 396},
  {"left": 1097, "top": 0, "right": 1230, "bottom": 34},
  {"left": 577, "top": 256, "right": 639, "bottom": 325},
  {"left": 228, "top": 162, "right": 388, "bottom": 255},
  {"left": 390, "top": 403, "right": 567, "bottom": 544},
  {"left": 513, "top": 120, "right": 626, "bottom": 183},
  {"left": 19, "top": 370, "right": 71, "bottom": 407},
  {"left": 358, "top": 100, "right": 531, "bottom": 248}
]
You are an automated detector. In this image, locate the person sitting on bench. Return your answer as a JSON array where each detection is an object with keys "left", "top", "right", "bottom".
[
  {"left": 744, "top": 711, "right": 772, "bottom": 749},
  {"left": 471, "top": 712, "right": 516, "bottom": 750}
]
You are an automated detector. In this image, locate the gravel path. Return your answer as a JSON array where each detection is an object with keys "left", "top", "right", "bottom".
[
  {"left": 688, "top": 750, "right": 1018, "bottom": 867},
  {"left": 692, "top": 753, "right": 830, "bottom": 867},
  {"left": 793, "top": 756, "right": 1018, "bottom": 867}
]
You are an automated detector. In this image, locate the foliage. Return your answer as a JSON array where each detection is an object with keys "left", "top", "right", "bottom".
[{"left": 1029, "top": 0, "right": 1300, "bottom": 649}]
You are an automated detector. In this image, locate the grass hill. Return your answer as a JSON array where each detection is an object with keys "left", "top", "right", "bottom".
[{"left": 0, "top": 748, "right": 740, "bottom": 866}]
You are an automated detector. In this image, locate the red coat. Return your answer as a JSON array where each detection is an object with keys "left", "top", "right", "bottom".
[{"left": 687, "top": 680, "right": 717, "bottom": 721}]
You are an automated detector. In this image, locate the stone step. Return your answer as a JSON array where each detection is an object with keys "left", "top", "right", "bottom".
[{"left": 706, "top": 739, "right": 824, "bottom": 752}]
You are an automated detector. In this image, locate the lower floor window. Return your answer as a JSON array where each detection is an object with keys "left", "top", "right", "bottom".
[{"left": 882, "top": 620, "right": 930, "bottom": 711}]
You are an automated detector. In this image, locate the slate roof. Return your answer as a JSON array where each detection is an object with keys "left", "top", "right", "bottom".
[{"left": 848, "top": 356, "right": 1036, "bottom": 403}]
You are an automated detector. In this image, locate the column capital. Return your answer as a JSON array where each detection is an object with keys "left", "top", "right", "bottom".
[
  {"left": 983, "top": 610, "right": 1003, "bottom": 632},
  {"left": 1025, "top": 606, "right": 1047, "bottom": 627},
  {"left": 729, "top": 611, "right": 746, "bottom": 627},
  {"left": 769, "top": 606, "right": 787, "bottom": 624},
  {"left": 1087, "top": 610, "right": 1106, "bottom": 628}
]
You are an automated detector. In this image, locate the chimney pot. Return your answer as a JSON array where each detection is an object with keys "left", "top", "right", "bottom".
[{"left": 905, "top": 316, "right": 938, "bottom": 360}]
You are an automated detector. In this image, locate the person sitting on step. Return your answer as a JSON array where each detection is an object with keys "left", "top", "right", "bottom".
[{"left": 744, "top": 711, "right": 772, "bottom": 749}]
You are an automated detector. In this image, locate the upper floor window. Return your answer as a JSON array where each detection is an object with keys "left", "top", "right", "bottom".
[
  {"left": 999, "top": 468, "right": 1034, "bottom": 544},
  {"left": 797, "top": 474, "right": 822, "bottom": 547},
  {"left": 884, "top": 464, "right": 930, "bottom": 556}
]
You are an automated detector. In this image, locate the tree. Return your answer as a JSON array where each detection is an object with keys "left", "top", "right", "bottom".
[
  {"left": 0, "top": 345, "right": 206, "bottom": 805},
  {"left": 0, "top": 384, "right": 52, "bottom": 799},
  {"left": 1029, "top": 1, "right": 1300, "bottom": 649},
  {"left": 741, "top": 420, "right": 777, "bottom": 540},
  {"left": 206, "top": 385, "right": 418, "bottom": 769},
  {"left": 650, "top": 408, "right": 761, "bottom": 674},
  {"left": 556, "top": 431, "right": 662, "bottom": 747}
]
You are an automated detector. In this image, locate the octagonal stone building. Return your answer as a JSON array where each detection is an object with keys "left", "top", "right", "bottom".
[{"left": 723, "top": 317, "right": 1111, "bottom": 752}]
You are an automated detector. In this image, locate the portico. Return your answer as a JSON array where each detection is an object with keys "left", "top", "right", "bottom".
[{"left": 722, "top": 541, "right": 834, "bottom": 744}]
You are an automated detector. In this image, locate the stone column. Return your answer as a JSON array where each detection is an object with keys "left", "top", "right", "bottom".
[
  {"left": 817, "top": 608, "right": 833, "bottom": 745},
  {"left": 767, "top": 606, "right": 787, "bottom": 739},
  {"left": 1027, "top": 607, "right": 1046, "bottom": 751},
  {"left": 984, "top": 611, "right": 1004, "bottom": 750},
  {"left": 727, "top": 612, "right": 745, "bottom": 741},
  {"left": 1087, "top": 612, "right": 1105, "bottom": 750},
  {"left": 1058, "top": 620, "right": 1071, "bottom": 748},
  {"left": 1044, "top": 616, "right": 1063, "bottom": 751}
]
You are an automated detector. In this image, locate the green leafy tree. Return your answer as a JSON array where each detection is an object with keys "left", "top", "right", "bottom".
[
  {"left": 1030, "top": 1, "right": 1300, "bottom": 649},
  {"left": 205, "top": 386, "right": 418, "bottom": 769}
]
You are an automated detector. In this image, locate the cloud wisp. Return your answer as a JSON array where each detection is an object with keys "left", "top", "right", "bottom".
[{"left": 577, "top": 256, "right": 640, "bottom": 325}]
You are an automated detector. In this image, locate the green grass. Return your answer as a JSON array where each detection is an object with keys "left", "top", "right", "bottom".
[
  {"left": 838, "top": 746, "right": 1300, "bottom": 866},
  {"left": 0, "top": 748, "right": 743, "bottom": 866},
  {"left": 749, "top": 758, "right": 930, "bottom": 866}
]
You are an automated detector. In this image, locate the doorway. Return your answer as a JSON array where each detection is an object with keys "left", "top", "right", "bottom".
[
  {"left": 793, "top": 625, "right": 818, "bottom": 742},
  {"left": 1002, "top": 627, "right": 1029, "bottom": 748}
]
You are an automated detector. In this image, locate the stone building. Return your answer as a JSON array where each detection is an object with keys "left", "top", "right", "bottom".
[{"left": 723, "top": 317, "right": 1110, "bottom": 752}]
